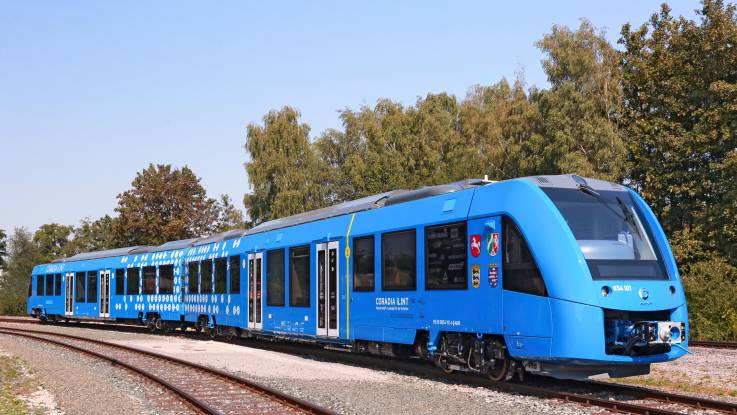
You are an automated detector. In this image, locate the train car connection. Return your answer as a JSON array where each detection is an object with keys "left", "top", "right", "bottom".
[{"left": 27, "top": 174, "right": 688, "bottom": 380}]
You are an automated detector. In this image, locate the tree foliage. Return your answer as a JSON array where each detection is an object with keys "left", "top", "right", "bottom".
[
  {"left": 113, "top": 164, "right": 227, "bottom": 246},
  {"left": 244, "top": 107, "right": 328, "bottom": 225},
  {"left": 0, "top": 229, "right": 43, "bottom": 315},
  {"left": 536, "top": 20, "right": 627, "bottom": 181},
  {"left": 32, "top": 224, "right": 74, "bottom": 263},
  {"left": 621, "top": 0, "right": 737, "bottom": 260}
]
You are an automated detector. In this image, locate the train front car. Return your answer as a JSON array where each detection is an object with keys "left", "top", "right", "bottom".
[{"left": 472, "top": 174, "right": 688, "bottom": 380}]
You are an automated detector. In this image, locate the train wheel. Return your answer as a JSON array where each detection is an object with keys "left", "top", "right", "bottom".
[
  {"left": 148, "top": 318, "right": 157, "bottom": 333},
  {"left": 224, "top": 328, "right": 235, "bottom": 341},
  {"left": 154, "top": 318, "right": 164, "bottom": 333},
  {"left": 487, "top": 357, "right": 510, "bottom": 382}
]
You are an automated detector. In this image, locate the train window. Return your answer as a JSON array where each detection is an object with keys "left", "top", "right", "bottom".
[
  {"left": 353, "top": 236, "right": 375, "bottom": 291},
  {"left": 229, "top": 255, "right": 240, "bottom": 294},
  {"left": 502, "top": 217, "right": 547, "bottom": 297},
  {"left": 214, "top": 259, "right": 227, "bottom": 294},
  {"left": 201, "top": 260, "right": 213, "bottom": 293},
  {"left": 45, "top": 273, "right": 54, "bottom": 296},
  {"left": 36, "top": 275, "right": 44, "bottom": 296},
  {"left": 267, "top": 249, "right": 285, "bottom": 306},
  {"left": 382, "top": 230, "right": 416, "bottom": 291},
  {"left": 142, "top": 266, "right": 156, "bottom": 295},
  {"left": 289, "top": 245, "right": 310, "bottom": 307},
  {"left": 425, "top": 222, "right": 467, "bottom": 290},
  {"left": 86, "top": 271, "right": 98, "bottom": 303},
  {"left": 54, "top": 274, "right": 62, "bottom": 296},
  {"left": 127, "top": 267, "right": 140, "bottom": 295},
  {"left": 159, "top": 265, "right": 174, "bottom": 294},
  {"left": 187, "top": 262, "right": 199, "bottom": 293},
  {"left": 75, "top": 272, "right": 86, "bottom": 302},
  {"left": 115, "top": 269, "right": 125, "bottom": 295}
]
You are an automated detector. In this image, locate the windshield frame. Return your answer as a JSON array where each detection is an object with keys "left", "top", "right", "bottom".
[{"left": 542, "top": 187, "right": 670, "bottom": 281}]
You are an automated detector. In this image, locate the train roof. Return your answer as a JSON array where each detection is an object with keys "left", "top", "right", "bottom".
[
  {"left": 45, "top": 177, "right": 493, "bottom": 265},
  {"left": 244, "top": 178, "right": 491, "bottom": 235}
]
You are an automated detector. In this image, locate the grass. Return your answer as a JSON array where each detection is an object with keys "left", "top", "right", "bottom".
[{"left": 0, "top": 355, "right": 37, "bottom": 415}]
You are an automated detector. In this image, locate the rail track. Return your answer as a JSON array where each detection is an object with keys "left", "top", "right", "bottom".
[
  {"left": 690, "top": 340, "right": 737, "bottom": 349},
  {"left": 2, "top": 318, "right": 737, "bottom": 414},
  {"left": 0, "top": 325, "right": 336, "bottom": 415}
]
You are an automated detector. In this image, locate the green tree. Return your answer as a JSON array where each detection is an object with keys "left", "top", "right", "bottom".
[
  {"left": 0, "top": 228, "right": 43, "bottom": 315},
  {"left": 113, "top": 164, "right": 219, "bottom": 246},
  {"left": 244, "top": 107, "right": 328, "bottom": 225},
  {"left": 534, "top": 20, "right": 627, "bottom": 181},
  {"left": 459, "top": 78, "right": 543, "bottom": 180},
  {"left": 214, "top": 195, "right": 245, "bottom": 232},
  {"left": 70, "top": 215, "right": 116, "bottom": 254},
  {"left": 316, "top": 93, "right": 468, "bottom": 202},
  {"left": 32, "top": 223, "right": 74, "bottom": 262},
  {"left": 621, "top": 1, "right": 737, "bottom": 264}
]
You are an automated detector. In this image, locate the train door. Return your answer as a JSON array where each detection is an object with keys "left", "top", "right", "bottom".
[
  {"left": 316, "top": 241, "right": 339, "bottom": 338},
  {"left": 64, "top": 272, "right": 74, "bottom": 316},
  {"left": 99, "top": 270, "right": 110, "bottom": 318},
  {"left": 247, "top": 252, "right": 263, "bottom": 330},
  {"left": 501, "top": 216, "right": 552, "bottom": 340}
]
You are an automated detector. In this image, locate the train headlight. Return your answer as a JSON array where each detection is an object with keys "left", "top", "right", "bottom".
[
  {"left": 669, "top": 285, "right": 676, "bottom": 296},
  {"left": 601, "top": 286, "right": 610, "bottom": 297}
]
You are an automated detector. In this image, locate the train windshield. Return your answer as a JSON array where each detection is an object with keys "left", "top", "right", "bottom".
[{"left": 542, "top": 187, "right": 669, "bottom": 280}]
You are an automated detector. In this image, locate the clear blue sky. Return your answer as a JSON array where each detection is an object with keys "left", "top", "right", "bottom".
[{"left": 0, "top": 1, "right": 698, "bottom": 234}]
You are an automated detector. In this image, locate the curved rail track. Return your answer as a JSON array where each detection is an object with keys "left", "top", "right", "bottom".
[
  {"left": 2, "top": 318, "right": 737, "bottom": 414},
  {"left": 0, "top": 326, "right": 336, "bottom": 415}
]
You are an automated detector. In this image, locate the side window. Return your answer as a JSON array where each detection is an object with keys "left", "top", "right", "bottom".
[
  {"left": 75, "top": 272, "right": 85, "bottom": 302},
  {"left": 127, "top": 268, "right": 140, "bottom": 295},
  {"left": 115, "top": 269, "right": 125, "bottom": 295},
  {"left": 87, "top": 271, "right": 98, "bottom": 303},
  {"left": 201, "top": 260, "right": 213, "bottom": 293},
  {"left": 142, "top": 266, "right": 156, "bottom": 295},
  {"left": 289, "top": 246, "right": 310, "bottom": 307},
  {"left": 159, "top": 265, "right": 174, "bottom": 294},
  {"left": 353, "top": 236, "right": 375, "bottom": 291},
  {"left": 425, "top": 222, "right": 467, "bottom": 290},
  {"left": 267, "top": 249, "right": 285, "bottom": 306},
  {"left": 229, "top": 255, "right": 240, "bottom": 294},
  {"left": 45, "top": 273, "right": 54, "bottom": 296},
  {"left": 187, "top": 262, "right": 199, "bottom": 294},
  {"left": 54, "top": 274, "right": 62, "bottom": 296},
  {"left": 382, "top": 230, "right": 416, "bottom": 291},
  {"left": 502, "top": 217, "right": 547, "bottom": 296},
  {"left": 214, "top": 258, "right": 227, "bottom": 294},
  {"left": 37, "top": 275, "right": 44, "bottom": 296}
]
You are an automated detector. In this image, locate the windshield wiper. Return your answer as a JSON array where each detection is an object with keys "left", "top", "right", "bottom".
[
  {"left": 576, "top": 184, "right": 627, "bottom": 223},
  {"left": 616, "top": 196, "right": 642, "bottom": 239}
]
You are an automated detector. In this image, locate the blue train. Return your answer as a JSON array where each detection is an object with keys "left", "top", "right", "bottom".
[{"left": 27, "top": 174, "right": 688, "bottom": 380}]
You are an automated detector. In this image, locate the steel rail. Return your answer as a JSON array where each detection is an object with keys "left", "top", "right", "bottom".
[
  {"left": 0, "top": 328, "right": 218, "bottom": 414},
  {"left": 691, "top": 340, "right": 737, "bottom": 349},
  {"left": 0, "top": 326, "right": 338, "bottom": 415}
]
